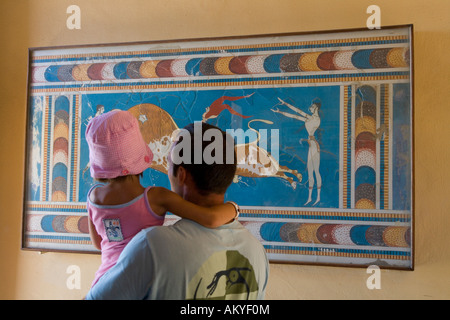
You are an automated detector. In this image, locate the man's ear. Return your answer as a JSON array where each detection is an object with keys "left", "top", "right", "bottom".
[{"left": 176, "top": 166, "right": 187, "bottom": 185}]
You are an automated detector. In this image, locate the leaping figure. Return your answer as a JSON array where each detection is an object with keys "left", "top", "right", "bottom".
[
  {"left": 202, "top": 94, "right": 253, "bottom": 122},
  {"left": 272, "top": 98, "right": 322, "bottom": 206}
]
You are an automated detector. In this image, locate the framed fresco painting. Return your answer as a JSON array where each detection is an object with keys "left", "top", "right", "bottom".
[{"left": 22, "top": 25, "right": 414, "bottom": 269}]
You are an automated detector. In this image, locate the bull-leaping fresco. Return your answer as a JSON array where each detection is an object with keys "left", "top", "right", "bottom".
[{"left": 23, "top": 26, "right": 413, "bottom": 269}]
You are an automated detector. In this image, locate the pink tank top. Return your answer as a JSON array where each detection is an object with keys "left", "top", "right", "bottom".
[{"left": 87, "top": 185, "right": 165, "bottom": 287}]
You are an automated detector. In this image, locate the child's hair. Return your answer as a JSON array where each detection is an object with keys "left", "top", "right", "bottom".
[{"left": 85, "top": 110, "right": 153, "bottom": 180}]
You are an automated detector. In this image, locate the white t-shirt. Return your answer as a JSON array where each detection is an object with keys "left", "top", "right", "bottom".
[{"left": 86, "top": 219, "right": 269, "bottom": 300}]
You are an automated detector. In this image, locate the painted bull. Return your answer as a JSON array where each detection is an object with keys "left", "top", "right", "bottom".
[{"left": 127, "top": 95, "right": 302, "bottom": 188}]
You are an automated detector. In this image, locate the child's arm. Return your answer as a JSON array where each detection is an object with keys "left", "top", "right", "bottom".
[
  {"left": 147, "top": 187, "right": 238, "bottom": 228},
  {"left": 88, "top": 216, "right": 102, "bottom": 250}
]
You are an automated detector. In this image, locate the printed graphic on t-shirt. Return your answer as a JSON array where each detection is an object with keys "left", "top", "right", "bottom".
[
  {"left": 103, "top": 218, "right": 124, "bottom": 242},
  {"left": 186, "top": 250, "right": 259, "bottom": 300}
]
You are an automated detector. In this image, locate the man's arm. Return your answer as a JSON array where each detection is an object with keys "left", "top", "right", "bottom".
[{"left": 85, "top": 229, "right": 154, "bottom": 300}]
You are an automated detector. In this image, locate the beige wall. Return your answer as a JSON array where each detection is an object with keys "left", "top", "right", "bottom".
[{"left": 1, "top": 0, "right": 449, "bottom": 299}]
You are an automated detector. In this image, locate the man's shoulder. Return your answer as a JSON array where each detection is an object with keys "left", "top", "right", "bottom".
[
  {"left": 139, "top": 218, "right": 194, "bottom": 241},
  {"left": 141, "top": 219, "right": 259, "bottom": 243}
]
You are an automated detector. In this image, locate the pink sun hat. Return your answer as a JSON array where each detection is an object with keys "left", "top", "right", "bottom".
[{"left": 85, "top": 110, "right": 153, "bottom": 179}]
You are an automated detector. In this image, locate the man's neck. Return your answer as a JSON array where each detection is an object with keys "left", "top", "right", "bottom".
[{"left": 183, "top": 187, "right": 225, "bottom": 207}]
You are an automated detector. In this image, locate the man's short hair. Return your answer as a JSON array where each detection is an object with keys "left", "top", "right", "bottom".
[{"left": 172, "top": 122, "right": 237, "bottom": 195}]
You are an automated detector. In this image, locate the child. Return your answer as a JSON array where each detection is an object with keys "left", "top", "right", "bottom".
[{"left": 85, "top": 110, "right": 239, "bottom": 287}]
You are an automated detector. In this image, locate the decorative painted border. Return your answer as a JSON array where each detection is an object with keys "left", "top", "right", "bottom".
[
  {"left": 32, "top": 35, "right": 408, "bottom": 62},
  {"left": 242, "top": 221, "right": 411, "bottom": 248},
  {"left": 30, "top": 47, "right": 410, "bottom": 84}
]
